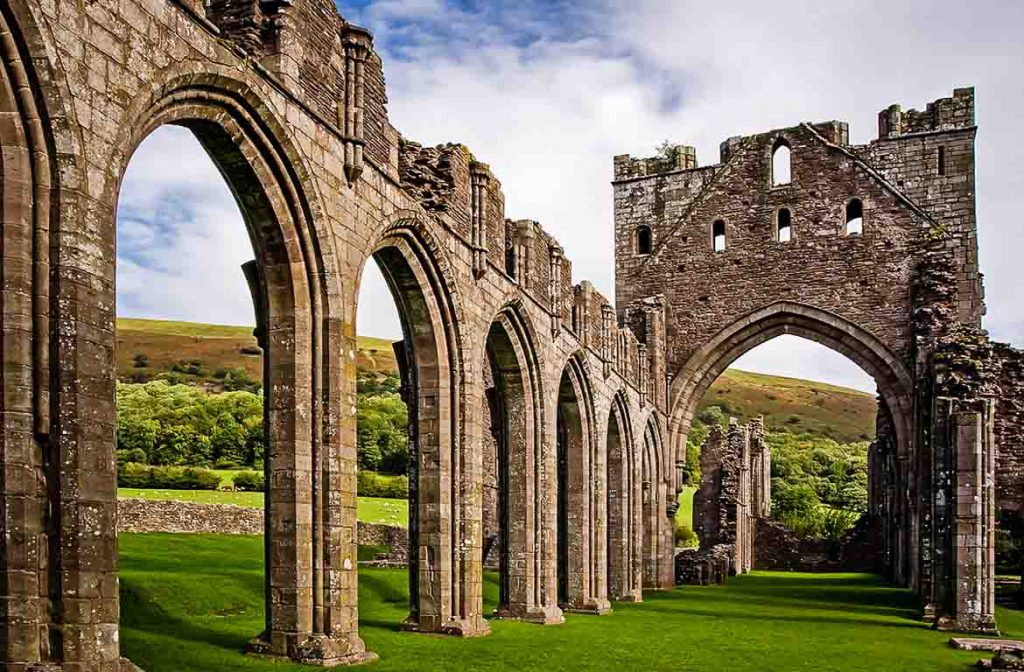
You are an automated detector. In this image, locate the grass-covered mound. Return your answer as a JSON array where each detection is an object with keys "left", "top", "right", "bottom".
[{"left": 119, "top": 533, "right": 1022, "bottom": 671}]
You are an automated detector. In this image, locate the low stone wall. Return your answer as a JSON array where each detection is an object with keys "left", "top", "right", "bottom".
[
  {"left": 753, "top": 516, "right": 884, "bottom": 572},
  {"left": 118, "top": 498, "right": 264, "bottom": 534},
  {"left": 117, "top": 498, "right": 409, "bottom": 561}
]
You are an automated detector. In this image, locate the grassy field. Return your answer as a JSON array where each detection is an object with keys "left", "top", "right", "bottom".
[
  {"left": 118, "top": 490, "right": 409, "bottom": 527},
  {"left": 116, "top": 317, "right": 398, "bottom": 387},
  {"left": 701, "top": 368, "right": 876, "bottom": 443},
  {"left": 118, "top": 533, "right": 1021, "bottom": 672},
  {"left": 677, "top": 486, "right": 695, "bottom": 529}
]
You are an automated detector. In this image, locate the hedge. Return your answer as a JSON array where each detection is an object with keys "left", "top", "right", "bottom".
[
  {"left": 357, "top": 471, "right": 409, "bottom": 499},
  {"left": 118, "top": 463, "right": 221, "bottom": 490},
  {"left": 232, "top": 471, "right": 265, "bottom": 492}
]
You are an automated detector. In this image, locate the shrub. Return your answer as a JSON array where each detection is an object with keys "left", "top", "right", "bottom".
[
  {"left": 214, "top": 459, "right": 241, "bottom": 470},
  {"left": 118, "top": 448, "right": 148, "bottom": 466},
  {"left": 240, "top": 345, "right": 262, "bottom": 356},
  {"left": 132, "top": 353, "right": 149, "bottom": 368},
  {"left": 117, "top": 463, "right": 221, "bottom": 490},
  {"left": 778, "top": 507, "right": 824, "bottom": 539},
  {"left": 821, "top": 507, "right": 860, "bottom": 543},
  {"left": 357, "top": 471, "right": 409, "bottom": 498},
  {"left": 233, "top": 471, "right": 265, "bottom": 492},
  {"left": 675, "top": 523, "right": 699, "bottom": 548}
]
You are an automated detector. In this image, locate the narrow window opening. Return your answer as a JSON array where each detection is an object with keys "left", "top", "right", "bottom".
[
  {"left": 712, "top": 220, "right": 726, "bottom": 252},
  {"left": 777, "top": 208, "right": 792, "bottom": 242},
  {"left": 771, "top": 141, "right": 791, "bottom": 186},
  {"left": 938, "top": 146, "right": 946, "bottom": 176},
  {"left": 505, "top": 247, "right": 516, "bottom": 277},
  {"left": 845, "top": 198, "right": 864, "bottom": 235},
  {"left": 636, "top": 225, "right": 652, "bottom": 255}
]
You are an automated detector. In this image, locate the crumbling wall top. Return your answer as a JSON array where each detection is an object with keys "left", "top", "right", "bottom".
[{"left": 878, "top": 87, "right": 975, "bottom": 139}]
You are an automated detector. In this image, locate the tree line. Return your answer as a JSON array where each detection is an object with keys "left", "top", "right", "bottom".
[{"left": 116, "top": 370, "right": 410, "bottom": 476}]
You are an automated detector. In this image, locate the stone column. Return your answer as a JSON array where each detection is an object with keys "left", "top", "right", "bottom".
[{"left": 947, "top": 400, "right": 998, "bottom": 633}]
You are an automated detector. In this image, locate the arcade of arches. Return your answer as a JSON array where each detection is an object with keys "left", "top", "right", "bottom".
[{"left": 0, "top": 0, "right": 1022, "bottom": 669}]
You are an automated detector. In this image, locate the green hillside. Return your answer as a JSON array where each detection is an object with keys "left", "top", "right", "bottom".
[
  {"left": 116, "top": 317, "right": 398, "bottom": 390},
  {"left": 700, "top": 369, "right": 876, "bottom": 443},
  {"left": 118, "top": 318, "right": 875, "bottom": 440}
]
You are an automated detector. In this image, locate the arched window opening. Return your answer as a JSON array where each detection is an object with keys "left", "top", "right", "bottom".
[
  {"left": 636, "top": 225, "right": 653, "bottom": 255},
  {"left": 777, "top": 208, "right": 792, "bottom": 243},
  {"left": 712, "top": 220, "right": 726, "bottom": 252},
  {"left": 771, "top": 141, "right": 791, "bottom": 186},
  {"left": 845, "top": 198, "right": 864, "bottom": 235}
]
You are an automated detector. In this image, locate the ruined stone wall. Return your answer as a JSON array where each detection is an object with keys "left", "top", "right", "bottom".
[
  {"left": 691, "top": 417, "right": 770, "bottom": 576},
  {"left": 0, "top": 0, "right": 676, "bottom": 665},
  {"left": 993, "top": 344, "right": 1024, "bottom": 513}
]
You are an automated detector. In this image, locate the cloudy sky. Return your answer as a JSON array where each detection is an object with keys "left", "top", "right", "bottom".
[{"left": 117, "top": 0, "right": 1024, "bottom": 394}]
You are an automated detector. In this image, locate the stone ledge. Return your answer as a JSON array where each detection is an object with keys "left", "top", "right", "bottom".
[{"left": 951, "top": 637, "right": 1024, "bottom": 652}]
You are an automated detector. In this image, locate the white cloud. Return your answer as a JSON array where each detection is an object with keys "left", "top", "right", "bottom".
[{"left": 117, "top": 125, "right": 256, "bottom": 326}]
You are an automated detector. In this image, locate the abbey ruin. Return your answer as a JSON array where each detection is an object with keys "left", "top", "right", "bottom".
[{"left": 0, "top": 0, "right": 1021, "bottom": 668}]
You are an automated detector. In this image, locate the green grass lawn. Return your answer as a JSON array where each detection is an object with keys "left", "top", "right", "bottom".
[
  {"left": 118, "top": 533, "right": 1024, "bottom": 672},
  {"left": 118, "top": 490, "right": 409, "bottom": 527},
  {"left": 677, "top": 485, "right": 695, "bottom": 530}
]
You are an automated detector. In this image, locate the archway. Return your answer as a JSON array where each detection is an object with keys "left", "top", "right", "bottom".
[
  {"left": 357, "top": 221, "right": 488, "bottom": 638},
  {"left": 484, "top": 306, "right": 562, "bottom": 624},
  {"left": 555, "top": 355, "right": 610, "bottom": 613},
  {"left": 640, "top": 415, "right": 669, "bottom": 589},
  {"left": 671, "top": 303, "right": 914, "bottom": 585},
  {"left": 100, "top": 76, "right": 367, "bottom": 667},
  {"left": 606, "top": 393, "right": 641, "bottom": 602},
  {"left": 669, "top": 302, "right": 913, "bottom": 476}
]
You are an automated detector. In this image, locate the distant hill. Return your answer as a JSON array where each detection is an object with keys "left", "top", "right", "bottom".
[
  {"left": 117, "top": 318, "right": 876, "bottom": 441},
  {"left": 116, "top": 318, "right": 398, "bottom": 389},
  {"left": 699, "top": 369, "right": 876, "bottom": 444}
]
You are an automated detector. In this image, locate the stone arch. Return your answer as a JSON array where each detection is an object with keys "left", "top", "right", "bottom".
[
  {"left": 362, "top": 216, "right": 487, "bottom": 637},
  {"left": 555, "top": 352, "right": 610, "bottom": 613},
  {"left": 111, "top": 79, "right": 372, "bottom": 664},
  {"left": 485, "top": 302, "right": 562, "bottom": 624},
  {"left": 640, "top": 412, "right": 671, "bottom": 589},
  {"left": 0, "top": 2, "right": 71, "bottom": 665},
  {"left": 667, "top": 301, "right": 914, "bottom": 475},
  {"left": 606, "top": 391, "right": 642, "bottom": 602}
]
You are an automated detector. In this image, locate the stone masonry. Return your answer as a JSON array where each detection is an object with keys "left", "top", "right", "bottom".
[
  {"left": 0, "top": 0, "right": 672, "bottom": 668},
  {"left": 0, "top": 0, "right": 1018, "bottom": 667},
  {"left": 614, "top": 86, "right": 1019, "bottom": 634},
  {"left": 691, "top": 417, "right": 771, "bottom": 576}
]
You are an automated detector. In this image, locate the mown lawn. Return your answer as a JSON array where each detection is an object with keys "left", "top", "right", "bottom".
[
  {"left": 677, "top": 486, "right": 695, "bottom": 529},
  {"left": 118, "top": 533, "right": 1023, "bottom": 672},
  {"left": 118, "top": 491, "right": 409, "bottom": 527}
]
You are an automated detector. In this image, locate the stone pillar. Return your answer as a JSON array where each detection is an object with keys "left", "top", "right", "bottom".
[
  {"left": 259, "top": 0, "right": 300, "bottom": 89},
  {"left": 945, "top": 400, "right": 998, "bottom": 633},
  {"left": 341, "top": 26, "right": 372, "bottom": 184},
  {"left": 470, "top": 162, "right": 491, "bottom": 278},
  {"left": 548, "top": 244, "right": 563, "bottom": 339}
]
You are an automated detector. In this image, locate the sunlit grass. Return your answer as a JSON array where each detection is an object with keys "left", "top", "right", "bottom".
[
  {"left": 118, "top": 491, "right": 408, "bottom": 527},
  {"left": 118, "top": 533, "right": 1024, "bottom": 672}
]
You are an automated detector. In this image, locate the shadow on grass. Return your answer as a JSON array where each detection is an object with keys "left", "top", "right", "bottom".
[{"left": 121, "top": 580, "right": 254, "bottom": 654}]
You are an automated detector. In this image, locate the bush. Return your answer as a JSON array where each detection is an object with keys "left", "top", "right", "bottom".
[
  {"left": 675, "top": 523, "right": 699, "bottom": 548},
  {"left": 214, "top": 459, "right": 241, "bottom": 470},
  {"left": 117, "top": 463, "right": 221, "bottom": 490},
  {"left": 132, "top": 353, "right": 149, "bottom": 368},
  {"left": 118, "top": 448, "right": 148, "bottom": 466},
  {"left": 821, "top": 507, "right": 860, "bottom": 543},
  {"left": 357, "top": 471, "right": 409, "bottom": 498},
  {"left": 232, "top": 471, "right": 265, "bottom": 492}
]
